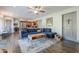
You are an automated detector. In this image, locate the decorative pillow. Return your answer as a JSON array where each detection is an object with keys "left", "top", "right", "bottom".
[{"left": 37, "top": 29, "right": 41, "bottom": 32}]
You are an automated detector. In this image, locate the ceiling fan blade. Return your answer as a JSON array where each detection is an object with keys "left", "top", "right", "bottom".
[
  {"left": 39, "top": 10, "right": 46, "bottom": 13},
  {"left": 27, "top": 6, "right": 35, "bottom": 10},
  {"left": 27, "top": 6, "right": 46, "bottom": 14}
]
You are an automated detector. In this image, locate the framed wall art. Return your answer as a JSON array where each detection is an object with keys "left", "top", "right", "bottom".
[{"left": 46, "top": 17, "right": 53, "bottom": 27}]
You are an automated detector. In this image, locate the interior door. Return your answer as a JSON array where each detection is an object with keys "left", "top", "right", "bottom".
[
  {"left": 4, "top": 20, "right": 12, "bottom": 33},
  {"left": 62, "top": 12, "right": 77, "bottom": 41}
]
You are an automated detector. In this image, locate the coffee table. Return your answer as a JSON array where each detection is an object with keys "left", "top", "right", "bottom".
[
  {"left": 28, "top": 33, "right": 46, "bottom": 40},
  {"left": 28, "top": 33, "right": 46, "bottom": 47}
]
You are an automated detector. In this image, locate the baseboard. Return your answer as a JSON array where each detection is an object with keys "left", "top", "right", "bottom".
[
  {"left": 0, "top": 32, "right": 15, "bottom": 36},
  {"left": 64, "top": 39, "right": 79, "bottom": 43}
]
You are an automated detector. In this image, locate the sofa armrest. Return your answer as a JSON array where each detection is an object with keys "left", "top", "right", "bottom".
[
  {"left": 44, "top": 32, "right": 57, "bottom": 38},
  {"left": 21, "top": 31, "right": 28, "bottom": 38}
]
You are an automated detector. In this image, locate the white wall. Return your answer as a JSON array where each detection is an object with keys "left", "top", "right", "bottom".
[
  {"left": 39, "top": 7, "right": 79, "bottom": 42},
  {"left": 0, "top": 17, "right": 3, "bottom": 34},
  {"left": 4, "top": 17, "right": 14, "bottom": 33},
  {"left": 77, "top": 8, "right": 79, "bottom": 42},
  {"left": 0, "top": 17, "right": 14, "bottom": 34},
  {"left": 11, "top": 18, "right": 14, "bottom": 33}
]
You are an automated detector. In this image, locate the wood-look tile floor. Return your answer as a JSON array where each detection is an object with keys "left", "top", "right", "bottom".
[
  {"left": 0, "top": 33, "right": 21, "bottom": 53},
  {"left": 2, "top": 33, "right": 19, "bottom": 40},
  {"left": 1, "top": 33, "right": 79, "bottom": 53},
  {"left": 38, "top": 40, "right": 79, "bottom": 53}
]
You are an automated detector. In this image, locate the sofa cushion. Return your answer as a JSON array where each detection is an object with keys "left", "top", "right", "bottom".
[
  {"left": 37, "top": 29, "right": 41, "bottom": 33},
  {"left": 42, "top": 28, "right": 51, "bottom": 32}
]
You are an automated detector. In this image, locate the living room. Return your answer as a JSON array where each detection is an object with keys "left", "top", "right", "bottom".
[{"left": 0, "top": 6, "right": 79, "bottom": 53}]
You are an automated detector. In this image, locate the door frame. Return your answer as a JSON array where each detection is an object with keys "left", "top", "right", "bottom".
[{"left": 62, "top": 11, "right": 77, "bottom": 40}]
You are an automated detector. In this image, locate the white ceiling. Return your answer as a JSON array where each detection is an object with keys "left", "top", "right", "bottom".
[{"left": 0, "top": 6, "right": 73, "bottom": 19}]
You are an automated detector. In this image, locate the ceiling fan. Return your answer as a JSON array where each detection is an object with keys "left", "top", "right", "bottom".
[{"left": 27, "top": 6, "right": 46, "bottom": 14}]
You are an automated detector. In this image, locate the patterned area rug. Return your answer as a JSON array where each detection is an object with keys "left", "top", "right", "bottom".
[{"left": 19, "top": 38, "right": 57, "bottom": 53}]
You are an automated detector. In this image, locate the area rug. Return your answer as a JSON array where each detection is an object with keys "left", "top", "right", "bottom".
[{"left": 19, "top": 38, "right": 57, "bottom": 53}]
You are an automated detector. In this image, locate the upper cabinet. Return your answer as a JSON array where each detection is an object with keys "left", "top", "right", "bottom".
[{"left": 20, "top": 20, "right": 38, "bottom": 28}]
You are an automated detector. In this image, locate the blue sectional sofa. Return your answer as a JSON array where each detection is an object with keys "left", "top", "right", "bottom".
[
  {"left": 41, "top": 28, "right": 57, "bottom": 38},
  {"left": 21, "top": 28, "right": 57, "bottom": 39},
  {"left": 21, "top": 28, "right": 41, "bottom": 38}
]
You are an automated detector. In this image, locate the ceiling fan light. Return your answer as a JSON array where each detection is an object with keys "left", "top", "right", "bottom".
[{"left": 34, "top": 11, "right": 38, "bottom": 14}]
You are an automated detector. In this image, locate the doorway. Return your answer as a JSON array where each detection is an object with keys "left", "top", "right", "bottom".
[
  {"left": 4, "top": 20, "right": 12, "bottom": 33},
  {"left": 62, "top": 11, "right": 77, "bottom": 41}
]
